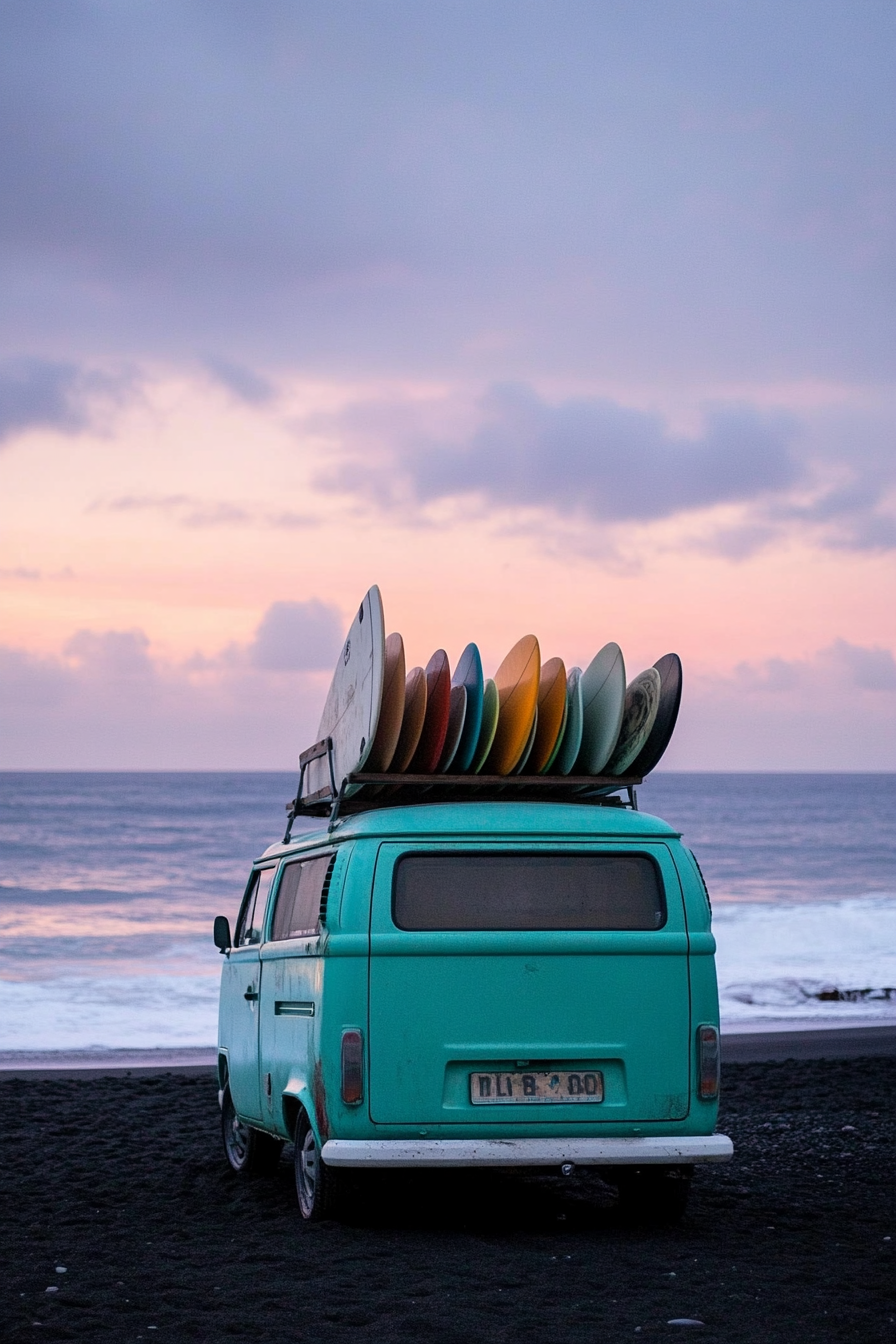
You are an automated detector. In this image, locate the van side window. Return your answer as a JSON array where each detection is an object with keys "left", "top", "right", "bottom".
[
  {"left": 235, "top": 867, "right": 277, "bottom": 946},
  {"left": 270, "top": 855, "right": 333, "bottom": 941},
  {"left": 393, "top": 852, "right": 666, "bottom": 931}
]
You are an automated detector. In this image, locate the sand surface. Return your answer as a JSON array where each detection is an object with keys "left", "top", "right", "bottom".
[{"left": 1, "top": 1058, "right": 893, "bottom": 1342}]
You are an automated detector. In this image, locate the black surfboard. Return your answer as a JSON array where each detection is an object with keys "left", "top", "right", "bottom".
[{"left": 628, "top": 652, "right": 682, "bottom": 777}]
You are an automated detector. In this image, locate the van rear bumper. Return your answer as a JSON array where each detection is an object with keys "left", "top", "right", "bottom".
[{"left": 321, "top": 1134, "right": 733, "bottom": 1168}]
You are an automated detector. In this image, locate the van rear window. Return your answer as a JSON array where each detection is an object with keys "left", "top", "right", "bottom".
[{"left": 393, "top": 853, "right": 666, "bottom": 931}]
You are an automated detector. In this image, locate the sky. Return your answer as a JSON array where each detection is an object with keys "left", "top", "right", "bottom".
[{"left": 1, "top": 0, "right": 894, "bottom": 769}]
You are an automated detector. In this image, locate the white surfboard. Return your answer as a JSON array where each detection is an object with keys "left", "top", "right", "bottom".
[
  {"left": 605, "top": 667, "right": 662, "bottom": 776},
  {"left": 301, "top": 586, "right": 386, "bottom": 801}
]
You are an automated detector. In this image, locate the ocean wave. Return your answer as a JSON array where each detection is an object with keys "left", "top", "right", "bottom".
[
  {"left": 3, "top": 890, "right": 896, "bottom": 1047},
  {"left": 715, "top": 895, "right": 896, "bottom": 1023},
  {"left": 0, "top": 973, "right": 220, "bottom": 1051}
]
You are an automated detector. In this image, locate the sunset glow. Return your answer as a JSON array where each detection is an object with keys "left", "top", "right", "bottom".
[{"left": 1, "top": 4, "right": 894, "bottom": 769}]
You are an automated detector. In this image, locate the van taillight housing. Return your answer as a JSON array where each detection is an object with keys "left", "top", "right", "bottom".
[
  {"left": 341, "top": 1029, "right": 363, "bottom": 1104},
  {"left": 697, "top": 1025, "right": 720, "bottom": 1100}
]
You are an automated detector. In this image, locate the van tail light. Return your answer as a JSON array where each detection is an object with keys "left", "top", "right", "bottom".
[
  {"left": 697, "top": 1025, "right": 720, "bottom": 1100},
  {"left": 341, "top": 1029, "right": 363, "bottom": 1104}
]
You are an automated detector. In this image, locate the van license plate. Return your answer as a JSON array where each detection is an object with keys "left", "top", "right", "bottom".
[{"left": 470, "top": 1070, "right": 604, "bottom": 1104}]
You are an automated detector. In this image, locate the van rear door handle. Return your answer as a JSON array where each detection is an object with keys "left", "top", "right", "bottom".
[{"left": 244, "top": 987, "right": 258, "bottom": 1001}]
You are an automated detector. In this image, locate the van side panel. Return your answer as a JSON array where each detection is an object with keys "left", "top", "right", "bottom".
[
  {"left": 678, "top": 843, "right": 722, "bottom": 1130},
  {"left": 219, "top": 945, "right": 265, "bottom": 1121},
  {"left": 275, "top": 843, "right": 372, "bottom": 1142},
  {"left": 253, "top": 847, "right": 346, "bottom": 1140},
  {"left": 219, "top": 868, "right": 278, "bottom": 1123}
]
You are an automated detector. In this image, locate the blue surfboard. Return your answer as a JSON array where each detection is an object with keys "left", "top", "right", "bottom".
[{"left": 451, "top": 643, "right": 484, "bottom": 772}]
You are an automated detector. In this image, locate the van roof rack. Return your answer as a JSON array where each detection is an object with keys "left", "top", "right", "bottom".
[{"left": 283, "top": 737, "right": 642, "bottom": 840}]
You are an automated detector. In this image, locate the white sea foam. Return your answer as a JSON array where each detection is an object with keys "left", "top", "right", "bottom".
[
  {"left": 0, "top": 962, "right": 220, "bottom": 1051},
  {"left": 714, "top": 894, "right": 896, "bottom": 1024},
  {"left": 1, "top": 896, "right": 895, "bottom": 1050}
]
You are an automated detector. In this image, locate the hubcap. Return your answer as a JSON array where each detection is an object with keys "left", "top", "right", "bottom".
[
  {"left": 299, "top": 1129, "right": 318, "bottom": 1213},
  {"left": 226, "top": 1108, "right": 251, "bottom": 1167}
]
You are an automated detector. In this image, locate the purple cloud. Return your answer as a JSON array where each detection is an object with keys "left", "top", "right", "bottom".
[
  {"left": 317, "top": 382, "right": 896, "bottom": 552},
  {"left": 0, "top": 601, "right": 343, "bottom": 768},
  {"left": 0, "top": 359, "right": 93, "bottom": 444},
  {"left": 64, "top": 629, "right": 153, "bottom": 678},
  {"left": 827, "top": 638, "right": 896, "bottom": 692},
  {"left": 2, "top": 625, "right": 893, "bottom": 769},
  {"left": 89, "top": 495, "right": 317, "bottom": 531},
  {"left": 0, "top": 357, "right": 135, "bottom": 446},
  {"left": 248, "top": 601, "right": 343, "bottom": 672},
  {"left": 320, "top": 382, "right": 801, "bottom": 523}
]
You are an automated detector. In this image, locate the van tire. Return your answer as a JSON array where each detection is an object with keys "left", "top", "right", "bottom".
[
  {"left": 614, "top": 1165, "right": 692, "bottom": 1224},
  {"left": 294, "top": 1109, "right": 342, "bottom": 1221},
  {"left": 221, "top": 1088, "right": 284, "bottom": 1175}
]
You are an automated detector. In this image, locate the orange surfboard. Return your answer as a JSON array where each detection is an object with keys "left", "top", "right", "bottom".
[
  {"left": 527, "top": 656, "right": 567, "bottom": 774},
  {"left": 512, "top": 708, "right": 539, "bottom": 773},
  {"left": 484, "top": 635, "right": 541, "bottom": 775},
  {"left": 365, "top": 632, "right": 406, "bottom": 772},
  {"left": 390, "top": 664, "right": 427, "bottom": 773}
]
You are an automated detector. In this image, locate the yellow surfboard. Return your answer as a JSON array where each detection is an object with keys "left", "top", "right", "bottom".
[
  {"left": 528, "top": 656, "right": 567, "bottom": 774},
  {"left": 484, "top": 635, "right": 541, "bottom": 775}
]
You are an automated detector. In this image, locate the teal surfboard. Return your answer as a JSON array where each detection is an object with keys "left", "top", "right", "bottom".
[
  {"left": 470, "top": 678, "right": 499, "bottom": 774},
  {"left": 551, "top": 667, "right": 584, "bottom": 775}
]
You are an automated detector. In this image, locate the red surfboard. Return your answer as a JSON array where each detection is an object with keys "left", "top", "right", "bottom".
[{"left": 407, "top": 649, "right": 451, "bottom": 773}]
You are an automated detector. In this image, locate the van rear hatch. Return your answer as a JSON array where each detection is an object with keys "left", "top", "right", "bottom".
[{"left": 368, "top": 842, "right": 691, "bottom": 1126}]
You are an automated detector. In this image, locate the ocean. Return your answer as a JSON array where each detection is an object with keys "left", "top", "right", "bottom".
[{"left": 1, "top": 772, "right": 894, "bottom": 1052}]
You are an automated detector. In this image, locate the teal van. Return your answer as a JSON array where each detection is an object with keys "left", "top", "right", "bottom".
[{"left": 214, "top": 800, "right": 732, "bottom": 1221}]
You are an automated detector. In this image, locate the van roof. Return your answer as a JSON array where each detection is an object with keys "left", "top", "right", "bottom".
[{"left": 260, "top": 801, "right": 680, "bottom": 860}]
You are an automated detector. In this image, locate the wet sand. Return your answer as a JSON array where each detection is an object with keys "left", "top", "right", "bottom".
[
  {"left": 3, "top": 1022, "right": 896, "bottom": 1078},
  {"left": 1, "top": 1057, "right": 893, "bottom": 1343}
]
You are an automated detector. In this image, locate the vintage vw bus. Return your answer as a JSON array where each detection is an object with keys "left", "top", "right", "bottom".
[{"left": 214, "top": 800, "right": 732, "bottom": 1220}]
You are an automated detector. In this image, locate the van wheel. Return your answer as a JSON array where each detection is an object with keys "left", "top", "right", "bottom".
[
  {"left": 221, "top": 1088, "right": 283, "bottom": 1175},
  {"left": 615, "top": 1165, "right": 692, "bottom": 1224},
  {"left": 294, "top": 1110, "right": 341, "bottom": 1220}
]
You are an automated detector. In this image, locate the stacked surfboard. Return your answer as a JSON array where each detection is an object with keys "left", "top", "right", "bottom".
[{"left": 299, "top": 585, "right": 682, "bottom": 806}]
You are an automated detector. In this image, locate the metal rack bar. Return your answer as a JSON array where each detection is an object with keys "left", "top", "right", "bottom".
[
  {"left": 283, "top": 736, "right": 338, "bottom": 842},
  {"left": 285, "top": 765, "right": 641, "bottom": 829},
  {"left": 347, "top": 771, "right": 639, "bottom": 789}
]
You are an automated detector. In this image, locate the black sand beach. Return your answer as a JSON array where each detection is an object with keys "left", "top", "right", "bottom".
[{"left": 2, "top": 1057, "right": 894, "bottom": 1343}]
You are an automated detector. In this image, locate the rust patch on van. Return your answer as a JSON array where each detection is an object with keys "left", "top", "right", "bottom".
[
  {"left": 312, "top": 1058, "right": 330, "bottom": 1140},
  {"left": 654, "top": 1093, "right": 689, "bottom": 1120}
]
